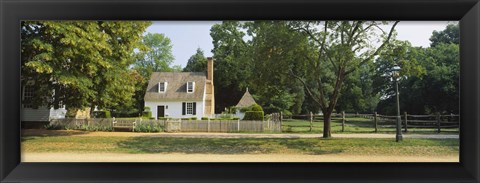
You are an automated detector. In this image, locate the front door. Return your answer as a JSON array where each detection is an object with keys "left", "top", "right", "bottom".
[{"left": 157, "top": 106, "right": 165, "bottom": 119}]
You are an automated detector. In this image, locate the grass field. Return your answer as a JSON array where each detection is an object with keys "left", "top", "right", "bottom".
[
  {"left": 21, "top": 135, "right": 459, "bottom": 156},
  {"left": 281, "top": 118, "right": 459, "bottom": 134}
]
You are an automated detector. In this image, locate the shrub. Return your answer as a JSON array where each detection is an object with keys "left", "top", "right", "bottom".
[
  {"left": 201, "top": 117, "right": 209, "bottom": 120},
  {"left": 111, "top": 110, "right": 139, "bottom": 118},
  {"left": 232, "top": 117, "right": 240, "bottom": 120},
  {"left": 144, "top": 106, "right": 151, "bottom": 111},
  {"left": 142, "top": 111, "right": 152, "bottom": 118},
  {"left": 92, "top": 110, "right": 111, "bottom": 118},
  {"left": 250, "top": 104, "right": 263, "bottom": 112},
  {"left": 243, "top": 111, "right": 264, "bottom": 121},
  {"left": 157, "top": 117, "right": 171, "bottom": 120},
  {"left": 181, "top": 117, "right": 198, "bottom": 120},
  {"left": 135, "top": 123, "right": 163, "bottom": 132}
]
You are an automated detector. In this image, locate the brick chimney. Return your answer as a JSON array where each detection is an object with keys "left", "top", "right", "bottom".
[{"left": 207, "top": 57, "right": 213, "bottom": 81}]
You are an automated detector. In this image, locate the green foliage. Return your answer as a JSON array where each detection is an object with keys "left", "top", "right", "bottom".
[
  {"left": 142, "top": 111, "right": 152, "bottom": 118},
  {"left": 243, "top": 111, "right": 264, "bottom": 121},
  {"left": 183, "top": 48, "right": 208, "bottom": 72},
  {"left": 144, "top": 107, "right": 151, "bottom": 111},
  {"left": 180, "top": 117, "right": 198, "bottom": 120},
  {"left": 201, "top": 117, "right": 209, "bottom": 120},
  {"left": 374, "top": 27, "right": 459, "bottom": 115},
  {"left": 135, "top": 123, "right": 163, "bottom": 132},
  {"left": 157, "top": 117, "right": 171, "bottom": 120},
  {"left": 430, "top": 23, "right": 459, "bottom": 47},
  {"left": 111, "top": 109, "right": 140, "bottom": 118},
  {"left": 93, "top": 110, "right": 111, "bottom": 118},
  {"left": 132, "top": 32, "right": 176, "bottom": 113},
  {"left": 211, "top": 21, "right": 252, "bottom": 113},
  {"left": 250, "top": 104, "right": 263, "bottom": 112},
  {"left": 21, "top": 21, "right": 151, "bottom": 110}
]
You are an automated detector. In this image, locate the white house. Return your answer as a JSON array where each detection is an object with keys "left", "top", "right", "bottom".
[
  {"left": 21, "top": 81, "right": 67, "bottom": 127},
  {"left": 235, "top": 88, "right": 257, "bottom": 120},
  {"left": 144, "top": 57, "right": 215, "bottom": 119}
]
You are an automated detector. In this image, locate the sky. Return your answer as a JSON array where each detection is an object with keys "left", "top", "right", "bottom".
[{"left": 146, "top": 21, "right": 455, "bottom": 68}]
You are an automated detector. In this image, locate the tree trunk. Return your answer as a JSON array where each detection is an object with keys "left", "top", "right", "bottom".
[{"left": 323, "top": 112, "right": 332, "bottom": 138}]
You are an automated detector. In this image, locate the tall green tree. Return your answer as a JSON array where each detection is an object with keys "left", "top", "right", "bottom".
[
  {"left": 132, "top": 32, "right": 175, "bottom": 112},
  {"left": 210, "top": 21, "right": 252, "bottom": 113},
  {"left": 429, "top": 23, "right": 459, "bottom": 47},
  {"left": 288, "top": 21, "right": 399, "bottom": 138},
  {"left": 183, "top": 48, "right": 208, "bottom": 72},
  {"left": 134, "top": 33, "right": 175, "bottom": 79},
  {"left": 21, "top": 21, "right": 151, "bottom": 113}
]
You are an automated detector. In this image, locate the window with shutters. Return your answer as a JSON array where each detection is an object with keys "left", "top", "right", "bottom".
[{"left": 186, "top": 102, "right": 194, "bottom": 115}]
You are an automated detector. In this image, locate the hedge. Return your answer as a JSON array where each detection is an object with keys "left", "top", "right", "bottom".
[
  {"left": 142, "top": 111, "right": 152, "bottom": 118},
  {"left": 243, "top": 111, "right": 264, "bottom": 121},
  {"left": 92, "top": 110, "right": 111, "bottom": 118}
]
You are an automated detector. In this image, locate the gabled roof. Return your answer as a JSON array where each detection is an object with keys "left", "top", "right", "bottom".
[
  {"left": 236, "top": 89, "right": 257, "bottom": 108},
  {"left": 144, "top": 72, "right": 206, "bottom": 101}
]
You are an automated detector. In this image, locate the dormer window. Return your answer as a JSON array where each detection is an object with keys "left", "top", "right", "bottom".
[
  {"left": 187, "top": 81, "right": 195, "bottom": 93},
  {"left": 158, "top": 82, "right": 167, "bottom": 93}
]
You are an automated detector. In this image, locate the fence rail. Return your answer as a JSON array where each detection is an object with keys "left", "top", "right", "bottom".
[
  {"left": 49, "top": 117, "right": 281, "bottom": 133},
  {"left": 287, "top": 112, "right": 459, "bottom": 133}
]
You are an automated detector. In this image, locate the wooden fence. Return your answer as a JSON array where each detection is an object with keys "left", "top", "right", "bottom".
[
  {"left": 287, "top": 112, "right": 459, "bottom": 133},
  {"left": 49, "top": 117, "right": 282, "bottom": 133}
]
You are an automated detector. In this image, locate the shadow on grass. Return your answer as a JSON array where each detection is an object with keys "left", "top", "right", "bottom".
[
  {"left": 21, "top": 129, "right": 90, "bottom": 137},
  {"left": 116, "top": 137, "right": 344, "bottom": 155}
]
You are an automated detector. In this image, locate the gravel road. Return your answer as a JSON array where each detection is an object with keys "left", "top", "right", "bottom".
[
  {"left": 22, "top": 129, "right": 459, "bottom": 139},
  {"left": 22, "top": 152, "right": 459, "bottom": 162}
]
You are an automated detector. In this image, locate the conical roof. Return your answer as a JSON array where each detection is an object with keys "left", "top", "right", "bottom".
[{"left": 236, "top": 88, "right": 257, "bottom": 108}]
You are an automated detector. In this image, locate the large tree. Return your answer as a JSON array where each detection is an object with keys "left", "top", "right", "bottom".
[
  {"left": 429, "top": 23, "right": 459, "bottom": 47},
  {"left": 183, "top": 48, "right": 208, "bottom": 72},
  {"left": 21, "top": 21, "right": 151, "bottom": 113},
  {"left": 210, "top": 21, "right": 252, "bottom": 113},
  {"left": 288, "top": 21, "right": 399, "bottom": 138},
  {"left": 132, "top": 32, "right": 176, "bottom": 113}
]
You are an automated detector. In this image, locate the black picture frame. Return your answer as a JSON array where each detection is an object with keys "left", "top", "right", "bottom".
[{"left": 1, "top": 0, "right": 479, "bottom": 182}]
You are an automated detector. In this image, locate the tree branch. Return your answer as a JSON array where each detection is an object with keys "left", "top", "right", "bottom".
[{"left": 345, "top": 21, "right": 399, "bottom": 75}]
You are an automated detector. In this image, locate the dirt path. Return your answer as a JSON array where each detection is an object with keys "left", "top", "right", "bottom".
[
  {"left": 22, "top": 129, "right": 459, "bottom": 139},
  {"left": 22, "top": 152, "right": 458, "bottom": 162}
]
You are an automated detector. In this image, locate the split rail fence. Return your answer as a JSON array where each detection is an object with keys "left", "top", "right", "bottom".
[{"left": 286, "top": 112, "right": 460, "bottom": 133}]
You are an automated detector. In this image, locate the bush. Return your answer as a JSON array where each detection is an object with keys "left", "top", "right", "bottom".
[
  {"left": 232, "top": 117, "right": 240, "bottom": 120},
  {"left": 144, "top": 106, "right": 151, "bottom": 111},
  {"left": 111, "top": 109, "right": 139, "bottom": 118},
  {"left": 201, "top": 117, "right": 209, "bottom": 120},
  {"left": 181, "top": 117, "right": 198, "bottom": 120},
  {"left": 135, "top": 123, "right": 163, "bottom": 132},
  {"left": 142, "top": 111, "right": 152, "bottom": 118},
  {"left": 243, "top": 111, "right": 264, "bottom": 121},
  {"left": 92, "top": 110, "right": 111, "bottom": 118},
  {"left": 250, "top": 104, "right": 263, "bottom": 112},
  {"left": 240, "top": 104, "right": 264, "bottom": 113},
  {"left": 157, "top": 117, "right": 171, "bottom": 120}
]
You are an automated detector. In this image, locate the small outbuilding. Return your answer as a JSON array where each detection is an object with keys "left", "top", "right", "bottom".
[{"left": 235, "top": 88, "right": 257, "bottom": 120}]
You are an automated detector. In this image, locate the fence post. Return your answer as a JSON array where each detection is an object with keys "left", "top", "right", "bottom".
[
  {"left": 404, "top": 112, "right": 408, "bottom": 132},
  {"left": 237, "top": 119, "right": 240, "bottom": 132},
  {"left": 436, "top": 113, "right": 441, "bottom": 133},
  {"left": 309, "top": 112, "right": 313, "bottom": 132},
  {"left": 374, "top": 112, "right": 378, "bottom": 133},
  {"left": 342, "top": 111, "right": 345, "bottom": 132}
]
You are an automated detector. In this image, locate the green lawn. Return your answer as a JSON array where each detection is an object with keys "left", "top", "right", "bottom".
[
  {"left": 21, "top": 136, "right": 459, "bottom": 156},
  {"left": 281, "top": 118, "right": 460, "bottom": 134}
]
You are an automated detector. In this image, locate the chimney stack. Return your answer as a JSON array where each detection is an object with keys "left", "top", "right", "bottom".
[{"left": 207, "top": 57, "right": 213, "bottom": 81}]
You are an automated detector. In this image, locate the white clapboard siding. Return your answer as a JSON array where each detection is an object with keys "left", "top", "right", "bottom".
[{"left": 22, "top": 107, "right": 67, "bottom": 122}]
